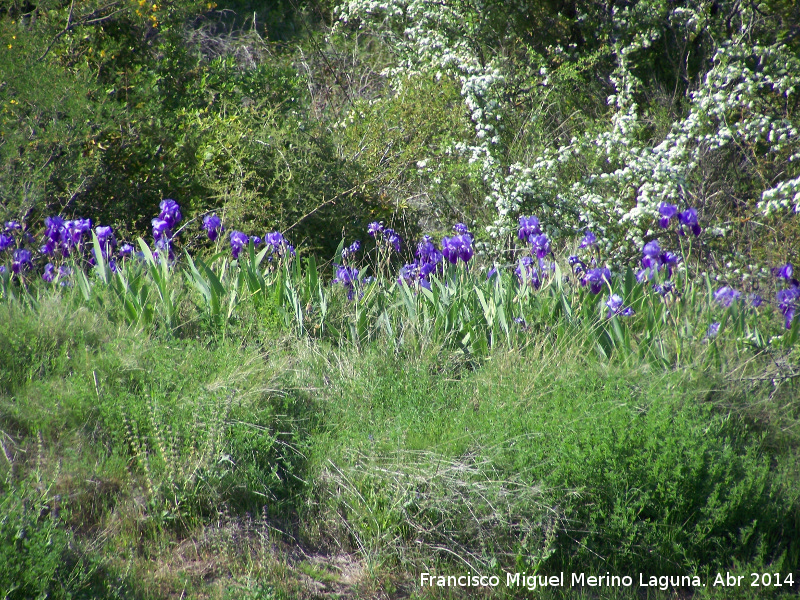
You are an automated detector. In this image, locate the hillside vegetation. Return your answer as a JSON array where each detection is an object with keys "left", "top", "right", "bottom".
[{"left": 1, "top": 0, "right": 799, "bottom": 598}]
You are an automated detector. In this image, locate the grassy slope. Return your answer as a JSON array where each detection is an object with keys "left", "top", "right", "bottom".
[{"left": 1, "top": 294, "right": 798, "bottom": 599}]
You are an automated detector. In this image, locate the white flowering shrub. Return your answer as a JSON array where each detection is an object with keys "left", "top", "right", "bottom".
[{"left": 334, "top": 0, "right": 800, "bottom": 266}]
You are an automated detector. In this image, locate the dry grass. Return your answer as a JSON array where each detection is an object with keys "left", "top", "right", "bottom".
[{"left": 318, "top": 446, "right": 560, "bottom": 575}]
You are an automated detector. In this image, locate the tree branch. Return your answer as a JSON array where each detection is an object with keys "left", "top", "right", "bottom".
[{"left": 38, "top": 1, "right": 123, "bottom": 63}]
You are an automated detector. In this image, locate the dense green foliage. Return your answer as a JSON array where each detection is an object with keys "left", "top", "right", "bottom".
[{"left": 4, "top": 0, "right": 797, "bottom": 268}]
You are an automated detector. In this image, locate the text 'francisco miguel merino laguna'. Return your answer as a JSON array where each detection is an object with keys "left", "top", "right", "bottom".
[{"left": 420, "top": 572, "right": 704, "bottom": 591}]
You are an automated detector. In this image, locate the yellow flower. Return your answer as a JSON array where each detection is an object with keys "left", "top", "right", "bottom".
[
  {"left": 100, "top": 49, "right": 106, "bottom": 57},
  {"left": 6, "top": 44, "right": 11, "bottom": 49}
]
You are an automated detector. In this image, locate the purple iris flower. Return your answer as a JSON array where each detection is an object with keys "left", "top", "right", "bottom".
[
  {"left": 660, "top": 251, "right": 681, "bottom": 277},
  {"left": 653, "top": 280, "right": 675, "bottom": 296},
  {"left": 0, "top": 233, "right": 14, "bottom": 252},
  {"left": 579, "top": 231, "right": 597, "bottom": 249},
  {"left": 342, "top": 239, "right": 362, "bottom": 260},
  {"left": 713, "top": 286, "right": 741, "bottom": 307},
  {"left": 334, "top": 264, "right": 360, "bottom": 300},
  {"left": 441, "top": 237, "right": 457, "bottom": 264},
  {"left": 11, "top": 248, "right": 32, "bottom": 274},
  {"left": 706, "top": 322, "right": 721, "bottom": 338},
  {"left": 749, "top": 294, "right": 763, "bottom": 308},
  {"left": 515, "top": 256, "right": 541, "bottom": 288},
  {"left": 74, "top": 218, "right": 92, "bottom": 235},
  {"left": 487, "top": 266, "right": 499, "bottom": 280},
  {"left": 458, "top": 236, "right": 474, "bottom": 262},
  {"left": 441, "top": 235, "right": 473, "bottom": 264},
  {"left": 5, "top": 221, "right": 22, "bottom": 231},
  {"left": 776, "top": 286, "right": 800, "bottom": 329},
  {"left": 606, "top": 294, "right": 634, "bottom": 318},
  {"left": 368, "top": 222, "right": 401, "bottom": 252},
  {"left": 151, "top": 218, "right": 171, "bottom": 240},
  {"left": 203, "top": 214, "right": 223, "bottom": 241},
  {"left": 678, "top": 208, "right": 701, "bottom": 236},
  {"left": 64, "top": 220, "right": 82, "bottom": 246},
  {"left": 58, "top": 265, "right": 72, "bottom": 286},
  {"left": 44, "top": 216, "right": 65, "bottom": 243},
  {"left": 778, "top": 263, "right": 793, "bottom": 279},
  {"left": 384, "top": 228, "right": 401, "bottom": 252},
  {"left": 0, "top": 233, "right": 13, "bottom": 251},
  {"left": 530, "top": 233, "right": 551, "bottom": 259},
  {"left": 658, "top": 203, "right": 678, "bottom": 228},
  {"left": 784, "top": 307, "right": 796, "bottom": 330},
  {"left": 418, "top": 261, "right": 436, "bottom": 278},
  {"left": 158, "top": 199, "right": 182, "bottom": 229},
  {"left": 119, "top": 243, "right": 134, "bottom": 258},
  {"left": 641, "top": 240, "right": 661, "bottom": 269},
  {"left": 95, "top": 226, "right": 115, "bottom": 247},
  {"left": 416, "top": 236, "right": 441, "bottom": 264},
  {"left": 518, "top": 216, "right": 541, "bottom": 241},
  {"left": 42, "top": 263, "right": 56, "bottom": 283},
  {"left": 583, "top": 267, "right": 611, "bottom": 294},
  {"left": 398, "top": 263, "right": 418, "bottom": 286},
  {"left": 229, "top": 231, "right": 249, "bottom": 259},
  {"left": 606, "top": 294, "right": 623, "bottom": 312},
  {"left": 772, "top": 263, "right": 796, "bottom": 284},
  {"left": 264, "top": 231, "right": 293, "bottom": 257},
  {"left": 568, "top": 255, "right": 585, "bottom": 274},
  {"left": 264, "top": 231, "right": 285, "bottom": 248},
  {"left": 40, "top": 240, "right": 57, "bottom": 256},
  {"left": 398, "top": 259, "right": 436, "bottom": 290}
]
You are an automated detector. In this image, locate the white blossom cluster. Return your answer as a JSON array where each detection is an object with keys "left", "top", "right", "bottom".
[{"left": 334, "top": 0, "right": 799, "bottom": 261}]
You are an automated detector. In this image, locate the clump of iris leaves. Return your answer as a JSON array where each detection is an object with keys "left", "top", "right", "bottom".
[
  {"left": 1, "top": 200, "right": 799, "bottom": 600},
  {"left": 1, "top": 199, "right": 798, "bottom": 349}
]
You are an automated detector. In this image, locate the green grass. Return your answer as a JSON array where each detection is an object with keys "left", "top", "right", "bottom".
[
  {"left": 306, "top": 342, "right": 799, "bottom": 576},
  {"left": 1, "top": 271, "right": 799, "bottom": 599}
]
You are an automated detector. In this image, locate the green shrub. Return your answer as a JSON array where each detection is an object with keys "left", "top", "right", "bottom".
[{"left": 0, "top": 473, "right": 129, "bottom": 600}]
